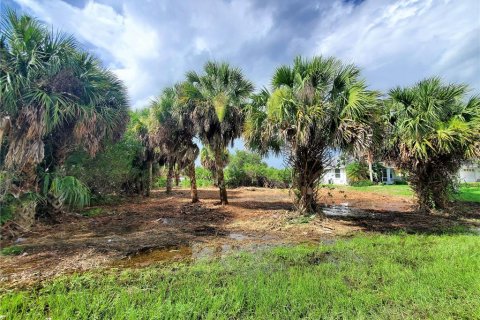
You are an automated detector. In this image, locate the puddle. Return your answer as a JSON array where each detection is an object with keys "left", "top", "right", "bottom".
[
  {"left": 111, "top": 231, "right": 288, "bottom": 267},
  {"left": 111, "top": 230, "right": 334, "bottom": 269},
  {"left": 113, "top": 246, "right": 192, "bottom": 268},
  {"left": 193, "top": 225, "right": 225, "bottom": 236},
  {"left": 323, "top": 204, "right": 375, "bottom": 218},
  {"left": 191, "top": 242, "right": 284, "bottom": 260}
]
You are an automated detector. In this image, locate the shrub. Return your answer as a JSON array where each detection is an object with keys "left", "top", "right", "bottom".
[
  {"left": 346, "top": 162, "right": 369, "bottom": 184},
  {"left": 350, "top": 180, "right": 374, "bottom": 187},
  {"left": 225, "top": 150, "right": 291, "bottom": 188},
  {"left": 66, "top": 129, "right": 144, "bottom": 197},
  {"left": 154, "top": 177, "right": 167, "bottom": 188}
]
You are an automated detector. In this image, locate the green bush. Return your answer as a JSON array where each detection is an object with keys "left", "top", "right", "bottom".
[
  {"left": 154, "top": 177, "right": 167, "bottom": 188},
  {"left": 195, "top": 167, "right": 213, "bottom": 181},
  {"left": 225, "top": 150, "right": 291, "bottom": 188},
  {"left": 346, "top": 161, "right": 369, "bottom": 184},
  {"left": 65, "top": 122, "right": 145, "bottom": 197},
  {"left": 350, "top": 180, "right": 374, "bottom": 187}
]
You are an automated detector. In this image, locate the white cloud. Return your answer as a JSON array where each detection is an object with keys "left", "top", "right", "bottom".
[
  {"left": 13, "top": 0, "right": 274, "bottom": 108},
  {"left": 313, "top": 0, "right": 480, "bottom": 90}
]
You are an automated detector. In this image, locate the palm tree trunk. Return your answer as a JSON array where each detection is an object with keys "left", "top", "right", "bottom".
[
  {"left": 174, "top": 167, "right": 180, "bottom": 187},
  {"left": 145, "top": 159, "right": 152, "bottom": 197},
  {"left": 14, "top": 161, "right": 39, "bottom": 228},
  {"left": 367, "top": 152, "right": 374, "bottom": 182},
  {"left": 368, "top": 161, "right": 374, "bottom": 182},
  {"left": 214, "top": 148, "right": 228, "bottom": 205},
  {"left": 188, "top": 162, "right": 199, "bottom": 203},
  {"left": 166, "top": 162, "right": 174, "bottom": 194}
]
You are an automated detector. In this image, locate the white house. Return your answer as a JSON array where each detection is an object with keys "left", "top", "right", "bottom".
[
  {"left": 458, "top": 162, "right": 480, "bottom": 183},
  {"left": 321, "top": 160, "right": 480, "bottom": 185},
  {"left": 321, "top": 164, "right": 397, "bottom": 185}
]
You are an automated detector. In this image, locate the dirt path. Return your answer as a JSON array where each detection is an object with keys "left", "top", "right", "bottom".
[{"left": 1, "top": 187, "right": 478, "bottom": 288}]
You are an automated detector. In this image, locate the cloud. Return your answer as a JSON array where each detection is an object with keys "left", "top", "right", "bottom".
[
  {"left": 11, "top": 0, "right": 274, "bottom": 107},
  {"left": 6, "top": 0, "right": 480, "bottom": 167},
  {"left": 11, "top": 0, "right": 479, "bottom": 105},
  {"left": 312, "top": 0, "right": 480, "bottom": 90}
]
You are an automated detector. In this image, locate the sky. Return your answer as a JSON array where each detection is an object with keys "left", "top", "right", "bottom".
[{"left": 2, "top": 0, "right": 480, "bottom": 167}]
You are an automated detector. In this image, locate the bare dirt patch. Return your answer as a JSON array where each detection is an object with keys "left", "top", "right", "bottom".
[{"left": 1, "top": 187, "right": 478, "bottom": 288}]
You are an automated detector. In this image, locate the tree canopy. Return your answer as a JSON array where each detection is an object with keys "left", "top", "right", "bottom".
[{"left": 385, "top": 77, "right": 480, "bottom": 212}]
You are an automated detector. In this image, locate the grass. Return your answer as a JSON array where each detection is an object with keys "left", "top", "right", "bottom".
[
  {"left": 1, "top": 245, "right": 24, "bottom": 256},
  {"left": 454, "top": 183, "right": 480, "bottom": 202},
  {"left": 332, "top": 183, "right": 480, "bottom": 202},
  {"left": 1, "top": 233, "right": 479, "bottom": 319},
  {"left": 82, "top": 207, "right": 103, "bottom": 217}
]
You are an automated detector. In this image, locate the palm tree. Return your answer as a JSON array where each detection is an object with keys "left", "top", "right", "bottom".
[
  {"left": 199, "top": 147, "right": 229, "bottom": 186},
  {"left": 384, "top": 78, "right": 479, "bottom": 213},
  {"left": 130, "top": 109, "right": 156, "bottom": 196},
  {"left": 0, "top": 10, "right": 129, "bottom": 226},
  {"left": 245, "top": 56, "right": 379, "bottom": 216},
  {"left": 149, "top": 86, "right": 199, "bottom": 202},
  {"left": 177, "top": 142, "right": 200, "bottom": 202},
  {"left": 181, "top": 61, "right": 254, "bottom": 204}
]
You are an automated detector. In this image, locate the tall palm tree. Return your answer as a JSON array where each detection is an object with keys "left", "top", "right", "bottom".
[
  {"left": 149, "top": 86, "right": 199, "bottom": 202},
  {"left": 245, "top": 56, "right": 379, "bottom": 216},
  {"left": 130, "top": 109, "right": 156, "bottom": 196},
  {"left": 181, "top": 61, "right": 254, "bottom": 204},
  {"left": 0, "top": 10, "right": 129, "bottom": 226},
  {"left": 385, "top": 78, "right": 479, "bottom": 213}
]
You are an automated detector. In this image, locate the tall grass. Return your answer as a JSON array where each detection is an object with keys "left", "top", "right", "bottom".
[{"left": 2, "top": 233, "right": 479, "bottom": 319}]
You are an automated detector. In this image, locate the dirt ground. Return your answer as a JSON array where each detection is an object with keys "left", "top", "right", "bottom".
[{"left": 1, "top": 187, "right": 479, "bottom": 288}]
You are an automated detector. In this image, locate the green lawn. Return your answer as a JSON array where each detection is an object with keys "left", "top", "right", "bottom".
[
  {"left": 456, "top": 183, "right": 480, "bottom": 202},
  {"left": 2, "top": 233, "right": 479, "bottom": 319},
  {"left": 333, "top": 183, "right": 480, "bottom": 202}
]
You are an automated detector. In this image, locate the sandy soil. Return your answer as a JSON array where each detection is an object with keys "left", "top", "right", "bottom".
[{"left": 1, "top": 187, "right": 479, "bottom": 288}]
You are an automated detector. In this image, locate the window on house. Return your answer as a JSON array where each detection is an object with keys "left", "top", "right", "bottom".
[{"left": 335, "top": 169, "right": 341, "bottom": 178}]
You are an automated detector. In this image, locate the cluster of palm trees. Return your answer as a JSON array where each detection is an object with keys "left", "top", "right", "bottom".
[
  {"left": 0, "top": 10, "right": 128, "bottom": 227},
  {"left": 1, "top": 11, "right": 479, "bottom": 229},
  {"left": 139, "top": 56, "right": 479, "bottom": 216},
  {"left": 139, "top": 62, "right": 253, "bottom": 205}
]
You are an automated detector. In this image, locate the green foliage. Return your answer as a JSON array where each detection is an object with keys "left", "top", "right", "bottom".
[
  {"left": 1, "top": 245, "right": 24, "bottom": 256},
  {"left": 2, "top": 234, "right": 479, "bottom": 318},
  {"left": 183, "top": 167, "right": 214, "bottom": 187},
  {"left": 346, "top": 161, "right": 369, "bottom": 183},
  {"left": 180, "top": 177, "right": 213, "bottom": 188},
  {"left": 182, "top": 61, "right": 254, "bottom": 203},
  {"left": 82, "top": 208, "right": 103, "bottom": 217},
  {"left": 453, "top": 183, "right": 480, "bottom": 203},
  {"left": 385, "top": 77, "right": 480, "bottom": 211},
  {"left": 66, "top": 119, "right": 145, "bottom": 196},
  {"left": 0, "top": 197, "right": 14, "bottom": 225},
  {"left": 43, "top": 174, "right": 91, "bottom": 210},
  {"left": 245, "top": 56, "right": 380, "bottom": 214},
  {"left": 195, "top": 167, "right": 213, "bottom": 181},
  {"left": 350, "top": 180, "right": 374, "bottom": 187},
  {"left": 153, "top": 176, "right": 167, "bottom": 188},
  {"left": 225, "top": 150, "right": 291, "bottom": 188},
  {"left": 200, "top": 147, "right": 229, "bottom": 181}
]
